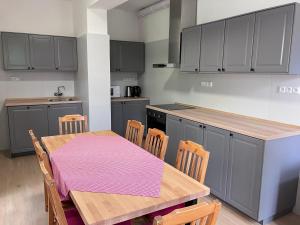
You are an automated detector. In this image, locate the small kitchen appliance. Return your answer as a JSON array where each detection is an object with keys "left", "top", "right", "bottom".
[
  {"left": 111, "top": 86, "right": 121, "bottom": 98},
  {"left": 125, "top": 86, "right": 133, "bottom": 97},
  {"left": 132, "top": 86, "right": 142, "bottom": 97}
]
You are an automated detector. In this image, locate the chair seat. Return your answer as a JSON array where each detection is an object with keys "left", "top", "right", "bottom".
[
  {"left": 65, "top": 208, "right": 132, "bottom": 225},
  {"left": 147, "top": 203, "right": 185, "bottom": 220}
]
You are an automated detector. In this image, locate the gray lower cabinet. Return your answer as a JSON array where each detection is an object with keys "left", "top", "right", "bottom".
[
  {"left": 182, "top": 119, "right": 204, "bottom": 145},
  {"left": 252, "top": 5, "right": 294, "bottom": 73},
  {"left": 200, "top": 20, "right": 225, "bottom": 72},
  {"left": 223, "top": 14, "right": 255, "bottom": 72},
  {"left": 2, "top": 32, "right": 31, "bottom": 70},
  {"left": 111, "top": 100, "right": 149, "bottom": 136},
  {"left": 203, "top": 125, "right": 230, "bottom": 200},
  {"left": 29, "top": 35, "right": 55, "bottom": 70},
  {"left": 7, "top": 103, "right": 83, "bottom": 157},
  {"left": 110, "top": 40, "right": 145, "bottom": 73},
  {"left": 226, "top": 133, "right": 264, "bottom": 219},
  {"left": 54, "top": 37, "right": 78, "bottom": 71},
  {"left": 48, "top": 104, "right": 83, "bottom": 136},
  {"left": 180, "top": 26, "right": 201, "bottom": 72},
  {"left": 8, "top": 105, "right": 48, "bottom": 156}
]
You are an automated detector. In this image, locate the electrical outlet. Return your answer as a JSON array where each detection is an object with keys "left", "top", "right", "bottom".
[
  {"left": 278, "top": 86, "right": 300, "bottom": 95},
  {"left": 279, "top": 86, "right": 286, "bottom": 93},
  {"left": 201, "top": 81, "right": 213, "bottom": 88}
]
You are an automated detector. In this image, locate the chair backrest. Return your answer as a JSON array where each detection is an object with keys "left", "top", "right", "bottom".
[
  {"left": 33, "top": 140, "right": 53, "bottom": 177},
  {"left": 28, "top": 129, "right": 38, "bottom": 144},
  {"left": 40, "top": 161, "right": 68, "bottom": 225},
  {"left": 153, "top": 200, "right": 221, "bottom": 225},
  {"left": 144, "top": 128, "right": 169, "bottom": 160},
  {"left": 59, "top": 114, "right": 88, "bottom": 135},
  {"left": 125, "top": 120, "right": 144, "bottom": 147},
  {"left": 176, "top": 140, "right": 210, "bottom": 184}
]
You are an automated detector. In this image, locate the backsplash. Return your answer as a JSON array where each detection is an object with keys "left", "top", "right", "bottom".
[{"left": 111, "top": 72, "right": 138, "bottom": 97}]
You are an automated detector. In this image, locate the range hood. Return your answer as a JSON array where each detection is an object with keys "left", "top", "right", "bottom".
[{"left": 152, "top": 0, "right": 197, "bottom": 68}]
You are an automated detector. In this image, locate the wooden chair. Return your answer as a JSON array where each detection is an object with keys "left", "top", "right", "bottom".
[
  {"left": 176, "top": 140, "right": 210, "bottom": 184},
  {"left": 153, "top": 200, "right": 222, "bottom": 225},
  {"left": 144, "top": 128, "right": 169, "bottom": 160},
  {"left": 125, "top": 120, "right": 144, "bottom": 147},
  {"left": 28, "top": 129, "right": 38, "bottom": 144},
  {"left": 59, "top": 114, "right": 88, "bottom": 135}
]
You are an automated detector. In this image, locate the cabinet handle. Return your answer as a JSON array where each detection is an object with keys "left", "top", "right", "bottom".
[
  {"left": 199, "top": 124, "right": 203, "bottom": 128},
  {"left": 250, "top": 68, "right": 255, "bottom": 72},
  {"left": 218, "top": 68, "right": 221, "bottom": 72},
  {"left": 222, "top": 68, "right": 225, "bottom": 72},
  {"left": 27, "top": 66, "right": 31, "bottom": 70},
  {"left": 203, "top": 125, "right": 206, "bottom": 129},
  {"left": 195, "top": 68, "right": 198, "bottom": 72},
  {"left": 31, "top": 67, "right": 35, "bottom": 70},
  {"left": 48, "top": 105, "right": 51, "bottom": 108},
  {"left": 230, "top": 133, "right": 233, "bottom": 137},
  {"left": 179, "top": 118, "right": 182, "bottom": 122},
  {"left": 26, "top": 106, "right": 30, "bottom": 110},
  {"left": 56, "top": 67, "right": 59, "bottom": 70}
]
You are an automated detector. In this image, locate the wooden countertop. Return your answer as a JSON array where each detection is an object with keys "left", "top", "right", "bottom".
[
  {"left": 147, "top": 104, "right": 300, "bottom": 141},
  {"left": 111, "top": 97, "right": 149, "bottom": 102},
  {"left": 5, "top": 97, "right": 82, "bottom": 107}
]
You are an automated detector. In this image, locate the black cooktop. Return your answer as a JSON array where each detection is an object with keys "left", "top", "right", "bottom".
[{"left": 152, "top": 104, "right": 196, "bottom": 111}]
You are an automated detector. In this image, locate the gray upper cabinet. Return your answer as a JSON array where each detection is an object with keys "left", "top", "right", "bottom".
[
  {"left": 110, "top": 40, "right": 145, "bottom": 73},
  {"left": 226, "top": 133, "right": 264, "bottom": 219},
  {"left": 8, "top": 105, "right": 48, "bottom": 156},
  {"left": 47, "top": 103, "right": 83, "bottom": 136},
  {"left": 54, "top": 37, "right": 78, "bottom": 71},
  {"left": 29, "top": 35, "right": 55, "bottom": 70},
  {"left": 204, "top": 125, "right": 230, "bottom": 200},
  {"left": 200, "top": 20, "right": 225, "bottom": 72},
  {"left": 2, "top": 32, "right": 31, "bottom": 70},
  {"left": 180, "top": 26, "right": 201, "bottom": 72},
  {"left": 252, "top": 5, "right": 294, "bottom": 73},
  {"left": 166, "top": 115, "right": 184, "bottom": 166},
  {"left": 223, "top": 14, "right": 255, "bottom": 72}
]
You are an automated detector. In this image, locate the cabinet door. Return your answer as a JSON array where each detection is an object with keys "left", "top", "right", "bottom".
[
  {"left": 110, "top": 40, "right": 120, "bottom": 72},
  {"left": 123, "top": 100, "right": 149, "bottom": 133},
  {"left": 223, "top": 14, "right": 255, "bottom": 72},
  {"left": 29, "top": 35, "right": 55, "bottom": 70},
  {"left": 200, "top": 20, "right": 225, "bottom": 72},
  {"left": 252, "top": 5, "right": 294, "bottom": 73},
  {"left": 2, "top": 32, "right": 31, "bottom": 70},
  {"left": 203, "top": 125, "right": 230, "bottom": 200},
  {"left": 226, "top": 133, "right": 264, "bottom": 219},
  {"left": 119, "top": 42, "right": 145, "bottom": 73},
  {"left": 166, "top": 115, "right": 184, "bottom": 166},
  {"left": 48, "top": 104, "right": 83, "bottom": 136},
  {"left": 180, "top": 26, "right": 201, "bottom": 72},
  {"left": 54, "top": 37, "right": 77, "bottom": 71},
  {"left": 111, "top": 101, "right": 124, "bottom": 136},
  {"left": 182, "top": 119, "right": 203, "bottom": 145},
  {"left": 8, "top": 105, "right": 48, "bottom": 155}
]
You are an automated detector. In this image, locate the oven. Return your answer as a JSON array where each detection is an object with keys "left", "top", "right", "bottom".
[{"left": 147, "top": 109, "right": 166, "bottom": 132}]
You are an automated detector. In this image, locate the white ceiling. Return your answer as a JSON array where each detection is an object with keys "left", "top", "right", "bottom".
[{"left": 117, "top": 0, "right": 162, "bottom": 12}]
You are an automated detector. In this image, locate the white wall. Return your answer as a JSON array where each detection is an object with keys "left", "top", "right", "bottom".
[
  {"left": 138, "top": 0, "right": 300, "bottom": 126},
  {"left": 0, "top": 0, "right": 74, "bottom": 36},
  {"left": 0, "top": 0, "right": 75, "bottom": 150}
]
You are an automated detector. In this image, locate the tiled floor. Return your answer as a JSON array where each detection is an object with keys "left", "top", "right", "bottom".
[{"left": 0, "top": 151, "right": 299, "bottom": 225}]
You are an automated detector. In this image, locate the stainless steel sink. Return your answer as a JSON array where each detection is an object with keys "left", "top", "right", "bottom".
[{"left": 48, "top": 98, "right": 75, "bottom": 102}]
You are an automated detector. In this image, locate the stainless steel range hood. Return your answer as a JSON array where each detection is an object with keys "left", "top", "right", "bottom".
[{"left": 153, "top": 0, "right": 197, "bottom": 68}]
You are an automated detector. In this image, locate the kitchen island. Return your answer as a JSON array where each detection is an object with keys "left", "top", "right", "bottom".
[{"left": 147, "top": 104, "right": 300, "bottom": 225}]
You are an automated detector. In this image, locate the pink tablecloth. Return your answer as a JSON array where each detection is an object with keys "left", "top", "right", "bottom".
[{"left": 49, "top": 135, "right": 164, "bottom": 199}]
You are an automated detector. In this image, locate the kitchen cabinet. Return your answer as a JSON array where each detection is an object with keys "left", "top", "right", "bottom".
[
  {"left": 182, "top": 119, "right": 204, "bottom": 145},
  {"left": 252, "top": 5, "right": 294, "bottom": 73},
  {"left": 199, "top": 20, "right": 225, "bottom": 72},
  {"left": 48, "top": 103, "right": 83, "bottom": 136},
  {"left": 165, "top": 115, "right": 184, "bottom": 166},
  {"left": 8, "top": 105, "right": 48, "bottom": 156},
  {"left": 1, "top": 32, "right": 78, "bottom": 72},
  {"left": 54, "top": 37, "right": 78, "bottom": 71},
  {"left": 29, "top": 35, "right": 55, "bottom": 70},
  {"left": 7, "top": 102, "right": 83, "bottom": 157},
  {"left": 203, "top": 125, "right": 230, "bottom": 200},
  {"left": 226, "top": 133, "right": 264, "bottom": 219},
  {"left": 180, "top": 26, "right": 201, "bottom": 72},
  {"left": 110, "top": 40, "right": 145, "bottom": 73},
  {"left": 223, "top": 14, "right": 255, "bottom": 72},
  {"left": 2, "top": 32, "right": 31, "bottom": 70},
  {"left": 111, "top": 99, "right": 149, "bottom": 136}
]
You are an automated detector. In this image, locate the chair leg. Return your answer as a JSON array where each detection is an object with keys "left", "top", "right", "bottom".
[
  {"left": 44, "top": 180, "right": 49, "bottom": 212},
  {"left": 48, "top": 201, "right": 55, "bottom": 225}
]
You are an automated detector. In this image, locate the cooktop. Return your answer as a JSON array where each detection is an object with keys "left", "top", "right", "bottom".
[{"left": 151, "top": 104, "right": 196, "bottom": 111}]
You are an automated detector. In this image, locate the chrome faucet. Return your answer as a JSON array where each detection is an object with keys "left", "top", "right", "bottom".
[{"left": 54, "top": 86, "right": 65, "bottom": 97}]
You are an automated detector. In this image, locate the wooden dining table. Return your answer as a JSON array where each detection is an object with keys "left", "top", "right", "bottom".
[{"left": 41, "top": 130, "right": 210, "bottom": 225}]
